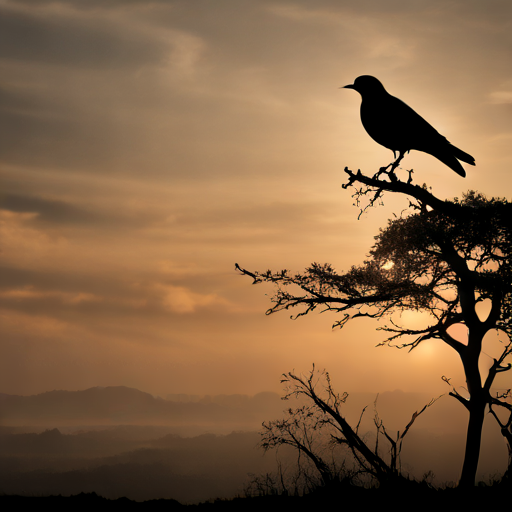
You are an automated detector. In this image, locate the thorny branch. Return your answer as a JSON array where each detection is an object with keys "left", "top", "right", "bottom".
[
  {"left": 342, "top": 154, "right": 462, "bottom": 219},
  {"left": 262, "top": 367, "right": 443, "bottom": 485},
  {"left": 236, "top": 163, "right": 512, "bottom": 350}
]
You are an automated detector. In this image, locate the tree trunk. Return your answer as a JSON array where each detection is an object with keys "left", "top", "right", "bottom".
[
  {"left": 459, "top": 395, "right": 486, "bottom": 487},
  {"left": 458, "top": 326, "right": 488, "bottom": 488}
]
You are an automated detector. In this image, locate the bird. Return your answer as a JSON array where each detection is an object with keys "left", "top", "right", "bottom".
[{"left": 343, "top": 76, "right": 475, "bottom": 177}]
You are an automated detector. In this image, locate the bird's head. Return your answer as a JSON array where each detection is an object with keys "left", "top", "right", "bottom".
[{"left": 343, "top": 75, "right": 387, "bottom": 96}]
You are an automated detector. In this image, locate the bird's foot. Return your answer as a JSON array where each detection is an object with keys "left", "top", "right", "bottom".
[{"left": 375, "top": 162, "right": 398, "bottom": 182}]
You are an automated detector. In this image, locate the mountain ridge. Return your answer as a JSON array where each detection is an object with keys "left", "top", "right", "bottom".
[{"left": 0, "top": 385, "right": 284, "bottom": 428}]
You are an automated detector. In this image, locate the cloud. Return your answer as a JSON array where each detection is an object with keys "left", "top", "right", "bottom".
[
  {"left": 0, "top": 209, "right": 64, "bottom": 265},
  {"left": 0, "top": 5, "right": 168, "bottom": 69},
  {"left": 0, "top": 275, "right": 149, "bottom": 321},
  {"left": 0, "top": 3, "right": 213, "bottom": 173},
  {"left": 0, "top": 194, "right": 99, "bottom": 224},
  {"left": 488, "top": 91, "right": 512, "bottom": 104},
  {"left": 0, "top": 191, "right": 160, "bottom": 234},
  {"left": 163, "top": 200, "right": 339, "bottom": 232},
  {"left": 163, "top": 30, "right": 206, "bottom": 80},
  {"left": 267, "top": 0, "right": 512, "bottom": 23},
  {"left": 0, "top": 286, "right": 101, "bottom": 304},
  {"left": 266, "top": 3, "right": 345, "bottom": 23},
  {"left": 8, "top": 0, "right": 171, "bottom": 10},
  {"left": 158, "top": 260, "right": 203, "bottom": 277},
  {"left": 154, "top": 283, "right": 229, "bottom": 314}
]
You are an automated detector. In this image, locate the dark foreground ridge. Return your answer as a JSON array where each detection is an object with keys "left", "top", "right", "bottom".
[{"left": 2, "top": 483, "right": 511, "bottom": 511}]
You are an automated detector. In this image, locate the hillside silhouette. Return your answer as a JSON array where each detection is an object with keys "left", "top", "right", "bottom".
[
  {"left": 0, "top": 428, "right": 280, "bottom": 503},
  {"left": 0, "top": 386, "right": 284, "bottom": 431}
]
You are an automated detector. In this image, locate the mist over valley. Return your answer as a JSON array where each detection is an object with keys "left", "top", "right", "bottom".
[{"left": 0, "top": 385, "right": 507, "bottom": 503}]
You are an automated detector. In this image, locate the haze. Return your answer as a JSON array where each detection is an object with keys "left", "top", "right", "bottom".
[{"left": 1, "top": 0, "right": 511, "bottom": 403}]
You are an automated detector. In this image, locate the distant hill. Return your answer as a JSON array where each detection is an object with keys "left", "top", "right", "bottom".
[
  {"left": 0, "top": 385, "right": 476, "bottom": 433},
  {"left": 0, "top": 386, "right": 285, "bottom": 430},
  {"left": 0, "top": 386, "right": 508, "bottom": 488},
  {"left": 0, "top": 428, "right": 281, "bottom": 503}
]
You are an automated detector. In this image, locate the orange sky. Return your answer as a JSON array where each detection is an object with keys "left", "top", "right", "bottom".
[{"left": 1, "top": 0, "right": 511, "bottom": 398}]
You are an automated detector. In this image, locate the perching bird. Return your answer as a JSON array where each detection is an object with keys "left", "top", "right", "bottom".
[{"left": 343, "top": 76, "right": 475, "bottom": 177}]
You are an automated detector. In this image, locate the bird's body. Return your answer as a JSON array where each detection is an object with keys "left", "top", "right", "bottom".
[{"left": 344, "top": 76, "right": 475, "bottom": 177}]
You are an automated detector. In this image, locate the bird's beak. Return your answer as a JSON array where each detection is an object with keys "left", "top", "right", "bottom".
[{"left": 342, "top": 84, "right": 355, "bottom": 89}]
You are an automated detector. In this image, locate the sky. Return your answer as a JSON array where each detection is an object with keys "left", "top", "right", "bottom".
[{"left": 1, "top": 0, "right": 512, "bottom": 398}]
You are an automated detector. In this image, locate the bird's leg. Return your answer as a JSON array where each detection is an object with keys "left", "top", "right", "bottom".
[
  {"left": 376, "top": 150, "right": 405, "bottom": 182},
  {"left": 377, "top": 164, "right": 392, "bottom": 176},
  {"left": 387, "top": 151, "right": 407, "bottom": 181},
  {"left": 377, "top": 152, "right": 396, "bottom": 175},
  {"left": 393, "top": 150, "right": 406, "bottom": 169}
]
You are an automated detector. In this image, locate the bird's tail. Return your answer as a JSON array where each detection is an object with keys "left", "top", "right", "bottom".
[
  {"left": 433, "top": 153, "right": 467, "bottom": 177},
  {"left": 449, "top": 143, "right": 475, "bottom": 166}
]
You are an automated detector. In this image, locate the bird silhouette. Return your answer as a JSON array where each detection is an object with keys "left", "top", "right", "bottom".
[{"left": 343, "top": 76, "right": 475, "bottom": 177}]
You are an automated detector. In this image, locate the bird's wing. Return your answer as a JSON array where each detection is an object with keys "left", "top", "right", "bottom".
[
  {"left": 393, "top": 98, "right": 476, "bottom": 174},
  {"left": 360, "top": 95, "right": 444, "bottom": 152},
  {"left": 389, "top": 96, "right": 447, "bottom": 150},
  {"left": 360, "top": 92, "right": 475, "bottom": 177}
]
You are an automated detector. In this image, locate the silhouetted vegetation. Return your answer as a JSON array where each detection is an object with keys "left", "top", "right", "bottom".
[
  {"left": 238, "top": 158, "right": 512, "bottom": 487},
  {"left": 2, "top": 481, "right": 512, "bottom": 510},
  {"left": 254, "top": 367, "right": 440, "bottom": 492}
]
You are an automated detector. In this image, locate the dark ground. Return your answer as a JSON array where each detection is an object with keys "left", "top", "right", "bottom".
[{"left": 1, "top": 483, "right": 510, "bottom": 511}]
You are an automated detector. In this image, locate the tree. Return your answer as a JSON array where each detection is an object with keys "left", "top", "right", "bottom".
[
  {"left": 260, "top": 366, "right": 438, "bottom": 490},
  {"left": 237, "top": 159, "right": 512, "bottom": 487}
]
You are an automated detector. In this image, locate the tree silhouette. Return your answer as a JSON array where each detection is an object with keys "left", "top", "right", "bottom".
[
  {"left": 237, "top": 160, "right": 512, "bottom": 487},
  {"left": 260, "top": 366, "right": 438, "bottom": 489}
]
